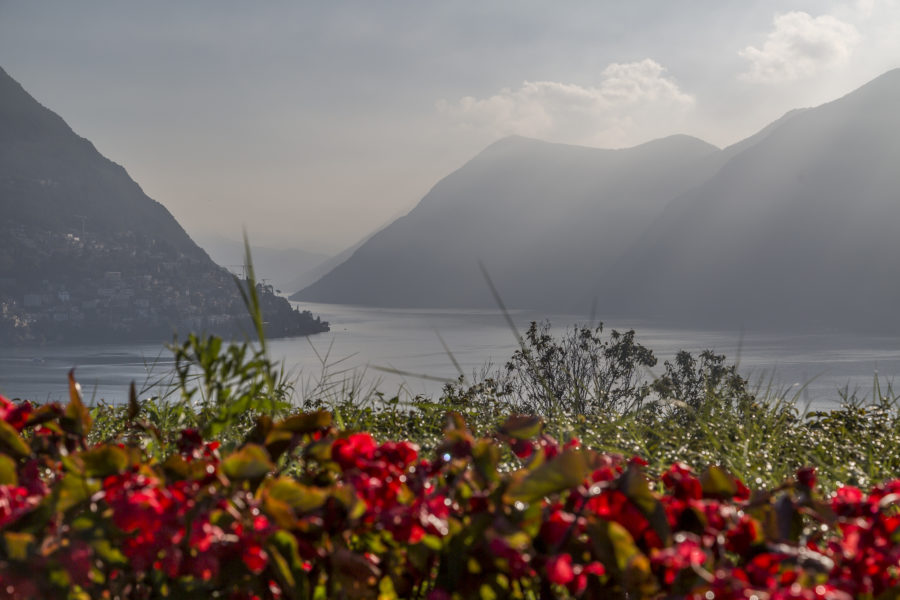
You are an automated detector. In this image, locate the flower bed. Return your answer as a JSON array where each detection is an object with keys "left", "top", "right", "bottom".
[{"left": 0, "top": 377, "right": 897, "bottom": 599}]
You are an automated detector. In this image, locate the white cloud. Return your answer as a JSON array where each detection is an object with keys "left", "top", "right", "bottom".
[
  {"left": 856, "top": 0, "right": 876, "bottom": 17},
  {"left": 739, "top": 12, "right": 860, "bottom": 83},
  {"left": 437, "top": 59, "right": 694, "bottom": 148}
]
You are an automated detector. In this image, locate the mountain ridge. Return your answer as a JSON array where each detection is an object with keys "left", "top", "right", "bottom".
[
  {"left": 296, "top": 67, "right": 900, "bottom": 332},
  {"left": 597, "top": 66, "right": 900, "bottom": 331},
  {"left": 0, "top": 66, "right": 328, "bottom": 343},
  {"left": 295, "top": 132, "right": 723, "bottom": 310}
]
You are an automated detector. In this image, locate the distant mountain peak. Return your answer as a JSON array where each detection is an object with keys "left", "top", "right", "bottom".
[
  {"left": 627, "top": 133, "right": 720, "bottom": 155},
  {"left": 294, "top": 67, "right": 900, "bottom": 332}
]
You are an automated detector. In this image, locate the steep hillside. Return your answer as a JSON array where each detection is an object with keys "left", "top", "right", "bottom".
[
  {"left": 0, "top": 66, "right": 328, "bottom": 343},
  {"left": 600, "top": 68, "right": 900, "bottom": 331},
  {"left": 295, "top": 134, "right": 721, "bottom": 310}
]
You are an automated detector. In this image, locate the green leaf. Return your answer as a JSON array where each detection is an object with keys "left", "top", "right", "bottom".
[
  {"left": 479, "top": 583, "right": 498, "bottom": 600},
  {"left": 63, "top": 370, "right": 92, "bottom": 436},
  {"left": 264, "top": 429, "right": 295, "bottom": 462},
  {"left": 3, "top": 532, "right": 34, "bottom": 561},
  {"left": 264, "top": 477, "right": 328, "bottom": 513},
  {"left": 56, "top": 474, "right": 100, "bottom": 513},
  {"left": 127, "top": 381, "right": 140, "bottom": 422},
  {"left": 262, "top": 493, "right": 297, "bottom": 530},
  {"left": 331, "top": 485, "right": 367, "bottom": 520},
  {"left": 498, "top": 415, "right": 543, "bottom": 440},
  {"left": 161, "top": 454, "right": 214, "bottom": 481},
  {"left": 588, "top": 519, "right": 638, "bottom": 571},
  {"left": 379, "top": 575, "right": 398, "bottom": 598},
  {"left": 619, "top": 463, "right": 672, "bottom": 546},
  {"left": 304, "top": 438, "right": 333, "bottom": 463},
  {"left": 588, "top": 519, "right": 657, "bottom": 597},
  {"left": 700, "top": 465, "right": 737, "bottom": 498},
  {"left": 276, "top": 411, "right": 332, "bottom": 433},
  {"left": 91, "top": 539, "right": 127, "bottom": 565},
  {"left": 222, "top": 444, "right": 274, "bottom": 481},
  {"left": 0, "top": 420, "right": 31, "bottom": 459},
  {"left": 507, "top": 449, "right": 589, "bottom": 504},
  {"left": 78, "top": 445, "right": 130, "bottom": 478},
  {"left": 24, "top": 404, "right": 62, "bottom": 429},
  {"left": 472, "top": 439, "right": 500, "bottom": 484},
  {"left": 0, "top": 454, "right": 19, "bottom": 485},
  {"left": 268, "top": 543, "right": 297, "bottom": 589}
]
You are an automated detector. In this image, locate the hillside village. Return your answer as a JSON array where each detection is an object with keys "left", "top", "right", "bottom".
[
  {"left": 0, "top": 222, "right": 327, "bottom": 344},
  {"left": 0, "top": 66, "right": 329, "bottom": 345}
]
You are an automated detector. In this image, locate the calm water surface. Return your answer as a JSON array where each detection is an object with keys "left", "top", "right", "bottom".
[{"left": 3, "top": 302, "right": 900, "bottom": 409}]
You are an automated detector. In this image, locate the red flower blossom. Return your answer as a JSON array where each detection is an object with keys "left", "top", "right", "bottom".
[
  {"left": 0, "top": 396, "right": 32, "bottom": 431},
  {"left": 662, "top": 463, "right": 703, "bottom": 500},
  {"left": 539, "top": 507, "right": 576, "bottom": 548},
  {"left": 331, "top": 433, "right": 378, "bottom": 470},
  {"left": 242, "top": 543, "right": 268, "bottom": 574},
  {"left": 546, "top": 553, "right": 574, "bottom": 585},
  {"left": 797, "top": 466, "right": 817, "bottom": 490},
  {"left": 651, "top": 536, "right": 707, "bottom": 585}
]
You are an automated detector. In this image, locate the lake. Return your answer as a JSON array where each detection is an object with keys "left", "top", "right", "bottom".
[{"left": 3, "top": 302, "right": 900, "bottom": 409}]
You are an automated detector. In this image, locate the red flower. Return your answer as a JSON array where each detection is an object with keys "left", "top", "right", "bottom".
[
  {"left": 831, "top": 486, "right": 865, "bottom": 517},
  {"left": 0, "top": 396, "right": 32, "bottom": 431},
  {"left": 564, "top": 437, "right": 581, "bottom": 450},
  {"left": 510, "top": 439, "right": 534, "bottom": 459},
  {"left": 662, "top": 463, "right": 703, "bottom": 500},
  {"left": 539, "top": 507, "right": 576, "bottom": 548},
  {"left": 725, "top": 514, "right": 760, "bottom": 556},
  {"left": 377, "top": 440, "right": 419, "bottom": 467},
  {"left": 0, "top": 485, "right": 41, "bottom": 529},
  {"left": 796, "top": 466, "right": 817, "bottom": 490},
  {"left": 651, "top": 537, "right": 706, "bottom": 586},
  {"left": 733, "top": 476, "right": 751, "bottom": 500},
  {"left": 331, "top": 433, "right": 377, "bottom": 470},
  {"left": 242, "top": 543, "right": 268, "bottom": 574},
  {"left": 546, "top": 553, "right": 575, "bottom": 585},
  {"left": 178, "top": 428, "right": 204, "bottom": 454}
]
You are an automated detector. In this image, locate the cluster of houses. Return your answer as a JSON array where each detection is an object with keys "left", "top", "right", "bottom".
[{"left": 0, "top": 227, "right": 250, "bottom": 342}]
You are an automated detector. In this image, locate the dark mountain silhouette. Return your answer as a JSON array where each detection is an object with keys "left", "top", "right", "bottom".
[
  {"left": 600, "top": 68, "right": 900, "bottom": 331},
  {"left": 0, "top": 66, "right": 328, "bottom": 343},
  {"left": 295, "top": 134, "right": 721, "bottom": 310}
]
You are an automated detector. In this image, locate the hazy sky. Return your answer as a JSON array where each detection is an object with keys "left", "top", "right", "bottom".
[{"left": 1, "top": 1, "right": 898, "bottom": 253}]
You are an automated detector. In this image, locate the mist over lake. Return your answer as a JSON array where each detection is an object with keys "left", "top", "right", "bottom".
[{"left": 3, "top": 302, "right": 899, "bottom": 409}]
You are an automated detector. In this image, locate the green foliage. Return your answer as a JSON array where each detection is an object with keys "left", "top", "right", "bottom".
[
  {"left": 453, "top": 321, "right": 658, "bottom": 418},
  {"left": 292, "top": 321, "right": 900, "bottom": 495},
  {"left": 87, "top": 314, "right": 900, "bottom": 496},
  {"left": 90, "top": 237, "right": 294, "bottom": 455},
  {"left": 14, "top": 301, "right": 900, "bottom": 598},
  {"left": 171, "top": 333, "right": 291, "bottom": 442}
]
